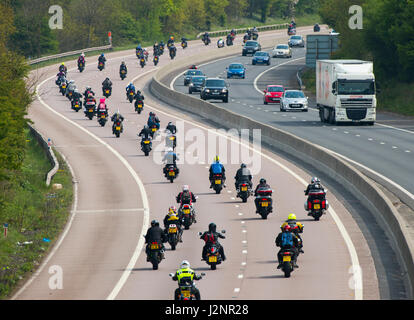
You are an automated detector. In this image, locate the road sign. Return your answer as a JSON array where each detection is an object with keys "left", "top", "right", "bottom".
[{"left": 306, "top": 34, "right": 339, "bottom": 68}]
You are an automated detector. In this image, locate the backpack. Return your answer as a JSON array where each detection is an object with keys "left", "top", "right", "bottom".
[
  {"left": 211, "top": 163, "right": 223, "bottom": 174},
  {"left": 281, "top": 232, "right": 293, "bottom": 248}
]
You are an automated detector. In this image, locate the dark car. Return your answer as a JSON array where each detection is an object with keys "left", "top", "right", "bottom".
[
  {"left": 242, "top": 41, "right": 261, "bottom": 56},
  {"left": 200, "top": 78, "right": 229, "bottom": 103},
  {"left": 189, "top": 76, "right": 206, "bottom": 94},
  {"left": 252, "top": 51, "right": 270, "bottom": 65},
  {"left": 183, "top": 69, "right": 204, "bottom": 86}
]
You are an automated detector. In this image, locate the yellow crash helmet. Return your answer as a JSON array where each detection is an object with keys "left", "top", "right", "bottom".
[{"left": 287, "top": 213, "right": 296, "bottom": 220}]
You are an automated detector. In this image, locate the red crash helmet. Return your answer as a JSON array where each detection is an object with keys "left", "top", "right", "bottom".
[{"left": 283, "top": 225, "right": 291, "bottom": 232}]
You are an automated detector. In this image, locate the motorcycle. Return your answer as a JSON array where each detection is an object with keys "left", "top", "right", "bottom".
[
  {"left": 71, "top": 98, "right": 82, "bottom": 112},
  {"left": 127, "top": 90, "right": 135, "bottom": 103},
  {"left": 153, "top": 55, "right": 159, "bottom": 66},
  {"left": 314, "top": 24, "right": 320, "bottom": 32},
  {"left": 59, "top": 82, "right": 67, "bottom": 96},
  {"left": 84, "top": 100, "right": 96, "bottom": 120},
  {"left": 167, "top": 223, "right": 180, "bottom": 250},
  {"left": 166, "top": 134, "right": 176, "bottom": 150},
  {"left": 199, "top": 231, "right": 226, "bottom": 270},
  {"left": 212, "top": 173, "right": 224, "bottom": 194},
  {"left": 304, "top": 190, "right": 329, "bottom": 221},
  {"left": 97, "top": 111, "right": 107, "bottom": 127},
  {"left": 169, "top": 273, "right": 205, "bottom": 300},
  {"left": 181, "top": 41, "right": 187, "bottom": 49},
  {"left": 252, "top": 32, "right": 259, "bottom": 40},
  {"left": 217, "top": 40, "right": 224, "bottom": 48},
  {"left": 113, "top": 120, "right": 122, "bottom": 138},
  {"left": 203, "top": 37, "right": 211, "bottom": 46},
  {"left": 98, "top": 61, "right": 105, "bottom": 71},
  {"left": 120, "top": 69, "right": 127, "bottom": 80},
  {"left": 149, "top": 124, "right": 158, "bottom": 138},
  {"left": 280, "top": 249, "right": 295, "bottom": 278},
  {"left": 78, "top": 62, "right": 85, "bottom": 72},
  {"left": 288, "top": 28, "right": 296, "bottom": 36},
  {"left": 103, "top": 87, "right": 112, "bottom": 98},
  {"left": 146, "top": 239, "right": 164, "bottom": 270},
  {"left": 135, "top": 100, "right": 144, "bottom": 114},
  {"left": 179, "top": 203, "right": 195, "bottom": 230},
  {"left": 66, "top": 90, "right": 74, "bottom": 101},
  {"left": 159, "top": 45, "right": 165, "bottom": 55},
  {"left": 226, "top": 37, "right": 233, "bottom": 46},
  {"left": 140, "top": 57, "right": 146, "bottom": 68},
  {"left": 165, "top": 164, "right": 178, "bottom": 183},
  {"left": 236, "top": 182, "right": 252, "bottom": 203},
  {"left": 256, "top": 188, "right": 273, "bottom": 219},
  {"left": 141, "top": 137, "right": 152, "bottom": 156},
  {"left": 169, "top": 49, "right": 176, "bottom": 60}
]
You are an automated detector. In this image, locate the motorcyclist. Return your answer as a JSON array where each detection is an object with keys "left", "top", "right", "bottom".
[
  {"left": 281, "top": 213, "right": 304, "bottom": 253},
  {"left": 126, "top": 82, "right": 135, "bottom": 100},
  {"left": 163, "top": 207, "right": 183, "bottom": 243},
  {"left": 153, "top": 42, "right": 160, "bottom": 55},
  {"left": 275, "top": 224, "right": 299, "bottom": 269},
  {"left": 147, "top": 111, "right": 160, "bottom": 130},
  {"left": 66, "top": 80, "right": 76, "bottom": 99},
  {"left": 171, "top": 260, "right": 202, "bottom": 300},
  {"left": 200, "top": 223, "right": 226, "bottom": 261},
  {"left": 234, "top": 163, "right": 252, "bottom": 190},
  {"left": 97, "top": 98, "right": 109, "bottom": 117},
  {"left": 83, "top": 91, "right": 96, "bottom": 115},
  {"left": 143, "top": 48, "right": 149, "bottom": 61},
  {"left": 162, "top": 147, "right": 180, "bottom": 177},
  {"left": 136, "top": 44, "right": 143, "bottom": 57},
  {"left": 160, "top": 41, "right": 165, "bottom": 52},
  {"left": 254, "top": 178, "right": 273, "bottom": 213},
  {"left": 102, "top": 77, "right": 112, "bottom": 92},
  {"left": 243, "top": 33, "right": 249, "bottom": 43},
  {"left": 111, "top": 110, "right": 124, "bottom": 134},
  {"left": 138, "top": 125, "right": 152, "bottom": 149},
  {"left": 144, "top": 219, "right": 167, "bottom": 260},
  {"left": 98, "top": 53, "right": 106, "bottom": 66},
  {"left": 167, "top": 36, "right": 175, "bottom": 48},
  {"left": 56, "top": 71, "right": 66, "bottom": 86},
  {"left": 305, "top": 177, "right": 326, "bottom": 202},
  {"left": 189, "top": 64, "right": 197, "bottom": 69},
  {"left": 209, "top": 156, "right": 226, "bottom": 188},
  {"left": 202, "top": 32, "right": 210, "bottom": 43},
  {"left": 77, "top": 53, "right": 85, "bottom": 67},
  {"left": 153, "top": 54, "right": 159, "bottom": 65},
  {"left": 217, "top": 38, "right": 224, "bottom": 48},
  {"left": 176, "top": 185, "right": 197, "bottom": 208},
  {"left": 314, "top": 23, "right": 320, "bottom": 32},
  {"left": 181, "top": 37, "right": 188, "bottom": 48},
  {"left": 120, "top": 61, "right": 127, "bottom": 76},
  {"left": 166, "top": 121, "right": 177, "bottom": 134},
  {"left": 83, "top": 86, "right": 95, "bottom": 99},
  {"left": 59, "top": 62, "right": 67, "bottom": 75},
  {"left": 226, "top": 33, "right": 233, "bottom": 44},
  {"left": 71, "top": 89, "right": 82, "bottom": 106},
  {"left": 165, "top": 129, "right": 177, "bottom": 149}
]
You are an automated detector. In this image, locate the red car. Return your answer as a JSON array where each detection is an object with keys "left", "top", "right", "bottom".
[{"left": 263, "top": 85, "right": 285, "bottom": 104}]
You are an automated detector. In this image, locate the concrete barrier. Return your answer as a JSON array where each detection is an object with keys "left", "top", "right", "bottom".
[
  {"left": 149, "top": 30, "right": 414, "bottom": 297},
  {"left": 28, "top": 124, "right": 59, "bottom": 186}
]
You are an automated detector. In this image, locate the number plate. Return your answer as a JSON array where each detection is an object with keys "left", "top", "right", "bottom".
[
  {"left": 115, "top": 126, "right": 121, "bottom": 130},
  {"left": 75, "top": 105, "right": 79, "bottom": 108},
  {"left": 241, "top": 187, "right": 247, "bottom": 191},
  {"left": 215, "top": 180, "right": 221, "bottom": 185},
  {"left": 283, "top": 255, "right": 291, "bottom": 262},
  {"left": 169, "top": 227, "right": 177, "bottom": 233},
  {"left": 314, "top": 204, "right": 321, "bottom": 210},
  {"left": 184, "top": 209, "right": 190, "bottom": 214},
  {"left": 144, "top": 140, "right": 150, "bottom": 144},
  {"left": 138, "top": 104, "right": 142, "bottom": 108},
  {"left": 101, "top": 115, "right": 105, "bottom": 119},
  {"left": 182, "top": 290, "right": 190, "bottom": 298},
  {"left": 209, "top": 256, "right": 217, "bottom": 263},
  {"left": 150, "top": 244, "right": 159, "bottom": 250},
  {"left": 152, "top": 128, "right": 157, "bottom": 132},
  {"left": 129, "top": 92, "right": 133, "bottom": 95},
  {"left": 169, "top": 171, "right": 175, "bottom": 176},
  {"left": 261, "top": 202, "right": 268, "bottom": 207},
  {"left": 89, "top": 109, "right": 94, "bottom": 112},
  {"left": 105, "top": 90, "right": 109, "bottom": 94}
]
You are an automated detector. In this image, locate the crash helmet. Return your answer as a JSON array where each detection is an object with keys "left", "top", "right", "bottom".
[
  {"left": 260, "top": 178, "right": 266, "bottom": 184},
  {"left": 101, "top": 53, "right": 104, "bottom": 57},
  {"left": 151, "top": 219, "right": 159, "bottom": 227},
  {"left": 287, "top": 213, "right": 297, "bottom": 220},
  {"left": 241, "top": 163, "right": 246, "bottom": 168},
  {"left": 208, "top": 222, "right": 217, "bottom": 233},
  {"left": 283, "top": 224, "right": 291, "bottom": 232},
  {"left": 311, "top": 177, "right": 320, "bottom": 184},
  {"left": 182, "top": 185, "right": 189, "bottom": 192},
  {"left": 81, "top": 52, "right": 85, "bottom": 57},
  {"left": 169, "top": 206, "right": 177, "bottom": 215},
  {"left": 214, "top": 155, "right": 219, "bottom": 162},
  {"left": 144, "top": 125, "right": 149, "bottom": 130},
  {"left": 180, "top": 260, "right": 190, "bottom": 269},
  {"left": 170, "top": 36, "right": 174, "bottom": 40}
]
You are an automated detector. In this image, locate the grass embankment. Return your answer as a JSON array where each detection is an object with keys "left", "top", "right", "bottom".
[
  {"left": 0, "top": 128, "right": 73, "bottom": 299},
  {"left": 300, "top": 67, "right": 414, "bottom": 117},
  {"left": 30, "top": 14, "right": 320, "bottom": 70}
]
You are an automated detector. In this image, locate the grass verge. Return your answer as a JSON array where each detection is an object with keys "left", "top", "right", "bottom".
[{"left": 0, "top": 128, "right": 73, "bottom": 299}]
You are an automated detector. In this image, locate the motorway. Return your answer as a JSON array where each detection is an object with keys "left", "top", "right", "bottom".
[
  {"left": 172, "top": 44, "right": 414, "bottom": 205},
  {"left": 12, "top": 27, "right": 385, "bottom": 300}
]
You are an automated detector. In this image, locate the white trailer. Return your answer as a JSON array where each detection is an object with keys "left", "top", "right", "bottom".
[{"left": 316, "top": 60, "right": 377, "bottom": 125}]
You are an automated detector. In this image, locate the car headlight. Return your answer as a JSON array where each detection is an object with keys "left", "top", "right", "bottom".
[
  {"left": 190, "top": 83, "right": 194, "bottom": 86},
  {"left": 205, "top": 89, "right": 210, "bottom": 93},
  {"left": 222, "top": 88, "right": 227, "bottom": 93}
]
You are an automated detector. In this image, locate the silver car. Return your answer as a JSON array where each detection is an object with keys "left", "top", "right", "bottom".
[
  {"left": 288, "top": 35, "right": 305, "bottom": 47},
  {"left": 280, "top": 90, "right": 308, "bottom": 112},
  {"left": 272, "top": 44, "right": 292, "bottom": 58}
]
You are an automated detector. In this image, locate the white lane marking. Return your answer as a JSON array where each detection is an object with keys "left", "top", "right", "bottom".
[
  {"left": 392, "top": 146, "right": 398, "bottom": 149},
  {"left": 405, "top": 150, "right": 411, "bottom": 153},
  {"left": 145, "top": 98, "right": 364, "bottom": 299},
  {"left": 73, "top": 208, "right": 145, "bottom": 214},
  {"left": 238, "top": 212, "right": 243, "bottom": 216},
  {"left": 12, "top": 153, "right": 79, "bottom": 299},
  {"left": 376, "top": 123, "right": 414, "bottom": 135},
  {"left": 234, "top": 288, "right": 240, "bottom": 293},
  {"left": 242, "top": 250, "right": 248, "bottom": 254},
  {"left": 24, "top": 69, "right": 152, "bottom": 300},
  {"left": 241, "top": 262, "right": 247, "bottom": 266},
  {"left": 238, "top": 274, "right": 244, "bottom": 279}
]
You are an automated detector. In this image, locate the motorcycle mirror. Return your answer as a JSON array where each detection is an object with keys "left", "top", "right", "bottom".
[
  {"left": 198, "top": 232, "right": 202, "bottom": 236},
  {"left": 201, "top": 272, "right": 206, "bottom": 276},
  {"left": 169, "top": 273, "right": 174, "bottom": 277},
  {"left": 195, "top": 196, "right": 199, "bottom": 199},
  {"left": 221, "top": 230, "right": 226, "bottom": 233}
]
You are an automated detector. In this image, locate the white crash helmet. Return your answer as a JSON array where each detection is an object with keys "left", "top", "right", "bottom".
[
  {"left": 180, "top": 260, "right": 190, "bottom": 269},
  {"left": 182, "top": 185, "right": 189, "bottom": 192}
]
